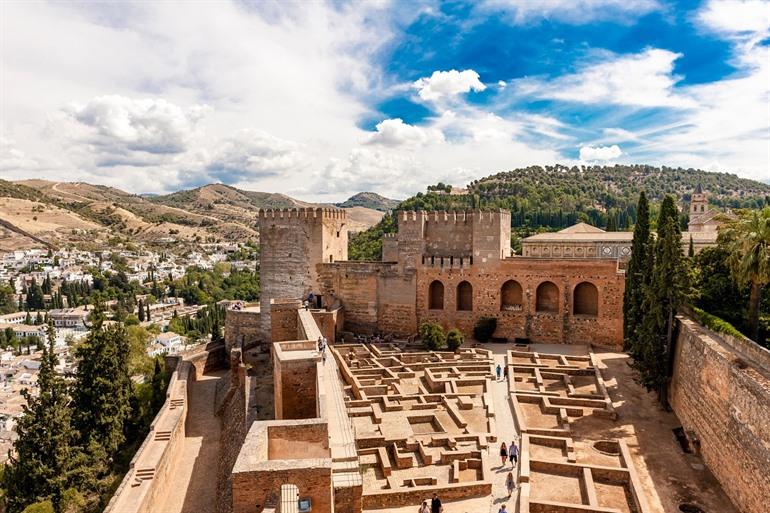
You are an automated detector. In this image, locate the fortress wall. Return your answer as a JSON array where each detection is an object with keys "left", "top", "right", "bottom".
[
  {"left": 216, "top": 349, "right": 249, "bottom": 513},
  {"left": 103, "top": 361, "right": 192, "bottom": 513},
  {"left": 416, "top": 258, "right": 624, "bottom": 346},
  {"left": 317, "top": 262, "right": 416, "bottom": 336},
  {"left": 669, "top": 316, "right": 770, "bottom": 513},
  {"left": 224, "top": 307, "right": 261, "bottom": 352}
]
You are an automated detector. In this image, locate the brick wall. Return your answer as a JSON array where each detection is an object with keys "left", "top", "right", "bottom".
[
  {"left": 417, "top": 258, "right": 624, "bottom": 346},
  {"left": 274, "top": 353, "right": 318, "bottom": 420},
  {"left": 225, "top": 307, "right": 261, "bottom": 352},
  {"left": 216, "top": 349, "right": 248, "bottom": 513},
  {"left": 669, "top": 316, "right": 770, "bottom": 513}
]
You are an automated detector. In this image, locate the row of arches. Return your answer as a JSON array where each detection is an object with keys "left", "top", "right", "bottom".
[{"left": 428, "top": 279, "right": 599, "bottom": 316}]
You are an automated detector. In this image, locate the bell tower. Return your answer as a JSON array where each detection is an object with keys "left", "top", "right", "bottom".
[{"left": 690, "top": 183, "right": 708, "bottom": 218}]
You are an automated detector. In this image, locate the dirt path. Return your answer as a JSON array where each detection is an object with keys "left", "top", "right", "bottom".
[
  {"left": 488, "top": 350, "right": 519, "bottom": 513},
  {"left": 159, "top": 371, "right": 226, "bottom": 513}
]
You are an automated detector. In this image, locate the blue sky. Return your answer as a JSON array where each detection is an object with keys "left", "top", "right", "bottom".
[{"left": 1, "top": 0, "right": 768, "bottom": 201}]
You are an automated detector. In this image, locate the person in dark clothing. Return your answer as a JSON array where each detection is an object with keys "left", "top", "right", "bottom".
[{"left": 431, "top": 493, "right": 442, "bottom": 513}]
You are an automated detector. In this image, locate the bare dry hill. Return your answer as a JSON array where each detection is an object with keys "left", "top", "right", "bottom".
[{"left": 2, "top": 180, "right": 383, "bottom": 249}]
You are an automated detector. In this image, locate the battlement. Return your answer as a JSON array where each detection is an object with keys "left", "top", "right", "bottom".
[
  {"left": 398, "top": 209, "right": 510, "bottom": 225},
  {"left": 258, "top": 207, "right": 347, "bottom": 221}
]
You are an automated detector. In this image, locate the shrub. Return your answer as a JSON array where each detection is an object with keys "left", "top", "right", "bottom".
[
  {"left": 22, "top": 501, "right": 54, "bottom": 513},
  {"left": 446, "top": 328, "right": 464, "bottom": 351},
  {"left": 419, "top": 322, "right": 445, "bottom": 351},
  {"left": 692, "top": 306, "right": 746, "bottom": 339},
  {"left": 473, "top": 316, "right": 497, "bottom": 342}
]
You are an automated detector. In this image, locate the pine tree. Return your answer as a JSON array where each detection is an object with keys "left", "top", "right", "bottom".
[
  {"left": 632, "top": 195, "right": 690, "bottom": 404},
  {"left": 71, "top": 309, "right": 132, "bottom": 471},
  {"left": 623, "top": 191, "right": 651, "bottom": 349},
  {"left": 3, "top": 322, "right": 76, "bottom": 513}
]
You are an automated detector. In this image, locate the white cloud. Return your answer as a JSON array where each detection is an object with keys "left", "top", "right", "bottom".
[
  {"left": 364, "top": 118, "right": 444, "bottom": 147},
  {"left": 413, "top": 69, "right": 487, "bottom": 102},
  {"left": 525, "top": 48, "right": 692, "bottom": 108},
  {"left": 580, "top": 144, "right": 622, "bottom": 161},
  {"left": 480, "top": 0, "right": 662, "bottom": 24},
  {"left": 205, "top": 129, "right": 308, "bottom": 181},
  {"left": 60, "top": 95, "right": 208, "bottom": 161},
  {"left": 0, "top": 137, "right": 42, "bottom": 173},
  {"left": 698, "top": 0, "right": 770, "bottom": 39}
]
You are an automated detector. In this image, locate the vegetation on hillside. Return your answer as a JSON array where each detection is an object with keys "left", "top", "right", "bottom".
[
  {"left": 336, "top": 192, "right": 400, "bottom": 211},
  {"left": 349, "top": 165, "right": 770, "bottom": 260}
]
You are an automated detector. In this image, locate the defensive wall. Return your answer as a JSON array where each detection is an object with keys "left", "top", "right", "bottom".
[
  {"left": 230, "top": 302, "right": 362, "bottom": 513},
  {"left": 103, "top": 343, "right": 226, "bottom": 513},
  {"left": 224, "top": 304, "right": 260, "bottom": 352},
  {"left": 670, "top": 315, "right": 770, "bottom": 513},
  {"left": 258, "top": 208, "right": 348, "bottom": 342},
  {"left": 417, "top": 257, "right": 625, "bottom": 347}
]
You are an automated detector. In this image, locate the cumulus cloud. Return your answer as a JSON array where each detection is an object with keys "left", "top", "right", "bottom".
[
  {"left": 364, "top": 118, "right": 444, "bottom": 147},
  {"left": 579, "top": 144, "right": 622, "bottom": 161},
  {"left": 524, "top": 48, "right": 691, "bottom": 108},
  {"left": 697, "top": 0, "right": 770, "bottom": 39},
  {"left": 57, "top": 95, "right": 208, "bottom": 167},
  {"left": 0, "top": 137, "right": 43, "bottom": 172},
  {"left": 414, "top": 69, "right": 486, "bottom": 102},
  {"left": 480, "top": 0, "right": 661, "bottom": 24},
  {"left": 205, "top": 129, "right": 307, "bottom": 181}
]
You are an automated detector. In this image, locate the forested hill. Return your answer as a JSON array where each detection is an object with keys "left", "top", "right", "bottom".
[
  {"left": 400, "top": 165, "right": 770, "bottom": 230},
  {"left": 348, "top": 165, "right": 770, "bottom": 260}
]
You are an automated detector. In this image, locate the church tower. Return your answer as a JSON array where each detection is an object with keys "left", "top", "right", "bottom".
[{"left": 690, "top": 183, "right": 708, "bottom": 218}]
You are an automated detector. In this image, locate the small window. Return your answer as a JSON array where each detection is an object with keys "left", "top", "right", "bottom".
[
  {"left": 429, "top": 280, "right": 444, "bottom": 310},
  {"left": 457, "top": 281, "right": 473, "bottom": 311}
]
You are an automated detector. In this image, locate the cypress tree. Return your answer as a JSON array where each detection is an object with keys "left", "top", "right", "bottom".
[
  {"left": 688, "top": 235, "right": 694, "bottom": 258},
  {"left": 632, "top": 195, "right": 690, "bottom": 404},
  {"left": 623, "top": 191, "right": 651, "bottom": 349},
  {"left": 137, "top": 299, "right": 145, "bottom": 322},
  {"left": 71, "top": 308, "right": 132, "bottom": 472},
  {"left": 3, "top": 322, "right": 76, "bottom": 513}
]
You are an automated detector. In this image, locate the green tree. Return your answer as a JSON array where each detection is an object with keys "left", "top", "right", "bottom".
[
  {"left": 719, "top": 207, "right": 770, "bottom": 342},
  {"left": 632, "top": 196, "right": 690, "bottom": 403},
  {"left": 445, "top": 328, "right": 464, "bottom": 351},
  {"left": 137, "top": 299, "right": 145, "bottom": 322},
  {"left": 623, "top": 192, "right": 652, "bottom": 348},
  {"left": 25, "top": 280, "right": 45, "bottom": 311},
  {"left": 419, "top": 322, "right": 445, "bottom": 350},
  {"left": 71, "top": 318, "right": 132, "bottom": 473},
  {"left": 3, "top": 323, "right": 76, "bottom": 513}
]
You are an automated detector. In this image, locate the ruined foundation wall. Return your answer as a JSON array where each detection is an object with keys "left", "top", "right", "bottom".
[{"left": 670, "top": 316, "right": 770, "bottom": 513}]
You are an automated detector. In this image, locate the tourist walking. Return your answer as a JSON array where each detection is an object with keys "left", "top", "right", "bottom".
[
  {"left": 498, "top": 505, "right": 508, "bottom": 513},
  {"left": 317, "top": 336, "right": 324, "bottom": 352},
  {"left": 499, "top": 441, "right": 508, "bottom": 466},
  {"left": 506, "top": 471, "right": 515, "bottom": 496},
  {"left": 430, "top": 493, "right": 443, "bottom": 513},
  {"left": 509, "top": 440, "right": 518, "bottom": 467},
  {"left": 496, "top": 364, "right": 502, "bottom": 380},
  {"left": 503, "top": 366, "right": 509, "bottom": 380},
  {"left": 418, "top": 500, "right": 430, "bottom": 513}
]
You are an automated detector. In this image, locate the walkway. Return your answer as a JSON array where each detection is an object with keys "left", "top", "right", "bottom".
[
  {"left": 322, "top": 350, "right": 363, "bottom": 489},
  {"left": 159, "top": 370, "right": 226, "bottom": 513},
  {"left": 488, "top": 347, "right": 520, "bottom": 513}
]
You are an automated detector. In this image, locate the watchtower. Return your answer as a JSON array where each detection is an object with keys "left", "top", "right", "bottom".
[{"left": 258, "top": 208, "right": 348, "bottom": 341}]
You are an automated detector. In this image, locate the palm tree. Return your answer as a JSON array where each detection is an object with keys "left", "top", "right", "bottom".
[{"left": 719, "top": 207, "right": 770, "bottom": 341}]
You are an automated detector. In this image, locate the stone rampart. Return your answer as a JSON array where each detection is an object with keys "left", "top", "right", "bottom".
[
  {"left": 225, "top": 305, "right": 261, "bottom": 352},
  {"left": 216, "top": 348, "right": 249, "bottom": 513},
  {"left": 669, "top": 315, "right": 770, "bottom": 513},
  {"left": 103, "top": 361, "right": 192, "bottom": 513}
]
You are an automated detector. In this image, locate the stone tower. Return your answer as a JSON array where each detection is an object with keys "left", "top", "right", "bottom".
[
  {"left": 690, "top": 183, "right": 708, "bottom": 218},
  {"left": 258, "top": 208, "right": 348, "bottom": 341}
]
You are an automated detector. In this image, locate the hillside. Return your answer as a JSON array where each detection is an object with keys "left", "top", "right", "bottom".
[
  {"left": 348, "top": 164, "right": 770, "bottom": 260},
  {"left": 337, "top": 192, "right": 400, "bottom": 211},
  {"left": 2, "top": 180, "right": 384, "bottom": 250}
]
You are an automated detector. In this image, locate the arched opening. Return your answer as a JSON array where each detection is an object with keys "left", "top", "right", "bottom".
[
  {"left": 573, "top": 282, "right": 598, "bottom": 316},
  {"left": 501, "top": 280, "right": 523, "bottom": 311},
  {"left": 536, "top": 281, "right": 559, "bottom": 313},
  {"left": 428, "top": 280, "right": 444, "bottom": 310},
  {"left": 457, "top": 281, "right": 473, "bottom": 311}
]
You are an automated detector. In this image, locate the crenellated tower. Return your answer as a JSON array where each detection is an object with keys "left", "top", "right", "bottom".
[{"left": 258, "top": 207, "right": 347, "bottom": 341}]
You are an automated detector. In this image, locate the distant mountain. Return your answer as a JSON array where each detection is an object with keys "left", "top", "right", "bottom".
[
  {"left": 0, "top": 180, "right": 384, "bottom": 251},
  {"left": 337, "top": 192, "right": 400, "bottom": 212}
]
